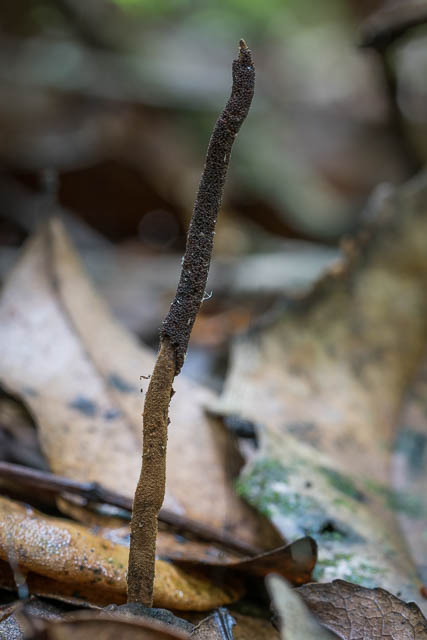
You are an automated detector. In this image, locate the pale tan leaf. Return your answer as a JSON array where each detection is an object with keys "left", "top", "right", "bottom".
[
  {"left": 214, "top": 174, "right": 427, "bottom": 608},
  {"left": 0, "top": 219, "right": 279, "bottom": 549}
]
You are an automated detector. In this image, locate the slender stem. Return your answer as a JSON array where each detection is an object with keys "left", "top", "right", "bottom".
[
  {"left": 127, "top": 339, "right": 176, "bottom": 605},
  {"left": 127, "top": 40, "right": 255, "bottom": 605}
]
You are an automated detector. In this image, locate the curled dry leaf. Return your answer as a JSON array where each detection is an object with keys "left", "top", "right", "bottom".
[
  {"left": 298, "top": 580, "right": 427, "bottom": 639},
  {"left": 213, "top": 173, "right": 427, "bottom": 608},
  {"left": 99, "top": 526, "right": 316, "bottom": 589},
  {"left": 0, "top": 219, "right": 280, "bottom": 550},
  {"left": 155, "top": 530, "right": 239, "bottom": 565},
  {"left": 225, "top": 536, "right": 315, "bottom": 584},
  {"left": 15, "top": 611, "right": 191, "bottom": 640},
  {"left": 175, "top": 536, "right": 317, "bottom": 586},
  {"left": 68, "top": 523, "right": 316, "bottom": 591},
  {"left": 0, "top": 496, "right": 243, "bottom": 610},
  {"left": 267, "top": 574, "right": 338, "bottom": 639}
]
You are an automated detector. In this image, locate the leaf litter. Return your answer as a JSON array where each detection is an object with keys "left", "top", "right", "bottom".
[
  {"left": 0, "top": 218, "right": 280, "bottom": 550},
  {"left": 269, "top": 574, "right": 427, "bottom": 639},
  {"left": 213, "top": 174, "right": 427, "bottom": 613},
  {"left": 1, "top": 172, "right": 427, "bottom": 635},
  {"left": 0, "top": 218, "right": 298, "bottom": 633},
  {"left": 0, "top": 495, "right": 243, "bottom": 610}
]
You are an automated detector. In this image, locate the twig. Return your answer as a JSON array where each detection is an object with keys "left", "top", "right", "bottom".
[
  {"left": 376, "top": 51, "right": 420, "bottom": 175},
  {"left": 359, "top": 3, "right": 427, "bottom": 51},
  {"left": 0, "top": 461, "right": 259, "bottom": 556},
  {"left": 55, "top": 0, "right": 131, "bottom": 51},
  {"left": 127, "top": 40, "right": 255, "bottom": 605},
  {"left": 359, "top": 3, "right": 424, "bottom": 175}
]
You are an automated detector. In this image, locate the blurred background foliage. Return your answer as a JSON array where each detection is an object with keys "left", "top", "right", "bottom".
[{"left": 1, "top": 0, "right": 427, "bottom": 379}]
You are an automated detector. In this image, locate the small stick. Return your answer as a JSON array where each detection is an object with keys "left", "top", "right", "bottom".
[
  {"left": 358, "top": 3, "right": 424, "bottom": 175},
  {"left": 0, "top": 461, "right": 260, "bottom": 556},
  {"left": 127, "top": 40, "right": 255, "bottom": 605},
  {"left": 359, "top": 3, "right": 427, "bottom": 51}
]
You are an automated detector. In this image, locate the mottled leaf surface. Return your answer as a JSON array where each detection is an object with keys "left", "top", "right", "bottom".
[
  {"left": 214, "top": 174, "right": 427, "bottom": 608},
  {"left": 0, "top": 496, "right": 242, "bottom": 610},
  {"left": 0, "top": 219, "right": 279, "bottom": 550},
  {"left": 298, "top": 580, "right": 427, "bottom": 639}
]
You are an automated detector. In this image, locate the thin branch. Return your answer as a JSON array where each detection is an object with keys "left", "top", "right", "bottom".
[
  {"left": 359, "top": 3, "right": 427, "bottom": 51},
  {"left": 374, "top": 52, "right": 421, "bottom": 175},
  {"left": 358, "top": 2, "right": 425, "bottom": 175},
  {"left": 0, "top": 461, "right": 259, "bottom": 557},
  {"left": 55, "top": 0, "right": 131, "bottom": 51},
  {"left": 127, "top": 40, "right": 255, "bottom": 605}
]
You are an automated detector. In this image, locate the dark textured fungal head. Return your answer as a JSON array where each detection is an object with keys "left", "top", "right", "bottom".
[{"left": 161, "top": 41, "right": 255, "bottom": 373}]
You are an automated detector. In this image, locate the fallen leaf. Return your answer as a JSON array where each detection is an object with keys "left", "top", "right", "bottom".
[
  {"left": 0, "top": 496, "right": 243, "bottom": 610},
  {"left": 225, "top": 536, "right": 316, "bottom": 585},
  {"left": 298, "top": 580, "right": 427, "bottom": 639},
  {"left": 0, "top": 219, "right": 280, "bottom": 550},
  {"left": 0, "top": 597, "right": 66, "bottom": 640},
  {"left": 231, "top": 612, "right": 280, "bottom": 640},
  {"left": 154, "top": 530, "right": 238, "bottom": 565},
  {"left": 190, "top": 608, "right": 235, "bottom": 639},
  {"left": 213, "top": 175, "right": 427, "bottom": 608},
  {"left": 267, "top": 574, "right": 338, "bottom": 639},
  {"left": 20, "top": 611, "right": 191, "bottom": 640},
  {"left": 0, "top": 394, "right": 46, "bottom": 471},
  {"left": 101, "top": 525, "right": 241, "bottom": 567},
  {"left": 183, "top": 610, "right": 280, "bottom": 640},
  {"left": 101, "top": 524, "right": 315, "bottom": 590},
  {"left": 175, "top": 537, "right": 317, "bottom": 586}
]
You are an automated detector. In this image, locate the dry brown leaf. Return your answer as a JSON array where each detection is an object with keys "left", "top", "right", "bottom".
[
  {"left": 100, "top": 525, "right": 241, "bottom": 567},
  {"left": 0, "top": 597, "right": 67, "bottom": 640},
  {"left": 155, "top": 530, "right": 238, "bottom": 565},
  {"left": 298, "top": 580, "right": 427, "bottom": 639},
  {"left": 214, "top": 174, "right": 427, "bottom": 608},
  {"left": 225, "top": 536, "right": 315, "bottom": 584},
  {"left": 175, "top": 537, "right": 317, "bottom": 586},
  {"left": 0, "top": 496, "right": 243, "bottom": 610},
  {"left": 232, "top": 612, "right": 280, "bottom": 640},
  {"left": 181, "top": 610, "right": 280, "bottom": 640},
  {"left": 0, "top": 395, "right": 46, "bottom": 470},
  {"left": 0, "top": 218, "right": 280, "bottom": 549},
  {"left": 19, "top": 611, "right": 190, "bottom": 640},
  {"left": 267, "top": 574, "right": 338, "bottom": 639},
  {"left": 102, "top": 526, "right": 315, "bottom": 589},
  {"left": 190, "top": 608, "right": 235, "bottom": 639}
]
